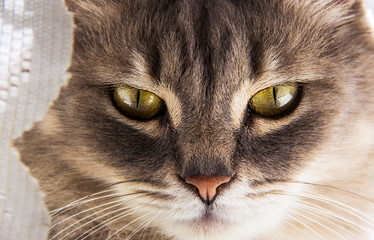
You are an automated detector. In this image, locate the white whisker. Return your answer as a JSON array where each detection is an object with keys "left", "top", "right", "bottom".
[
  {"left": 51, "top": 200, "right": 127, "bottom": 239},
  {"left": 105, "top": 211, "right": 154, "bottom": 240},
  {"left": 51, "top": 194, "right": 146, "bottom": 240},
  {"left": 293, "top": 202, "right": 351, "bottom": 239},
  {"left": 297, "top": 191, "right": 374, "bottom": 227},
  {"left": 263, "top": 195, "right": 321, "bottom": 240},
  {"left": 282, "top": 219, "right": 313, "bottom": 240},
  {"left": 270, "top": 190, "right": 374, "bottom": 229},
  {"left": 53, "top": 205, "right": 130, "bottom": 240},
  {"left": 270, "top": 229, "right": 281, "bottom": 240},
  {"left": 51, "top": 199, "right": 124, "bottom": 230},
  {"left": 78, "top": 207, "right": 139, "bottom": 240},
  {"left": 125, "top": 213, "right": 161, "bottom": 240},
  {"left": 50, "top": 189, "right": 117, "bottom": 216},
  {"left": 294, "top": 199, "right": 370, "bottom": 234},
  {"left": 148, "top": 224, "right": 162, "bottom": 240},
  {"left": 285, "top": 208, "right": 326, "bottom": 240},
  {"left": 269, "top": 189, "right": 374, "bottom": 239}
]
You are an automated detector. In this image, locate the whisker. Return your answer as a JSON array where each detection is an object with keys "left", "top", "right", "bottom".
[
  {"left": 101, "top": 180, "right": 141, "bottom": 189},
  {"left": 282, "top": 219, "right": 315, "bottom": 240},
  {"left": 78, "top": 198, "right": 157, "bottom": 240},
  {"left": 104, "top": 199, "right": 159, "bottom": 240},
  {"left": 148, "top": 224, "right": 162, "bottom": 240},
  {"left": 50, "top": 189, "right": 117, "bottom": 216},
  {"left": 78, "top": 207, "right": 139, "bottom": 240},
  {"left": 270, "top": 229, "right": 281, "bottom": 240},
  {"left": 51, "top": 192, "right": 123, "bottom": 219},
  {"left": 53, "top": 204, "right": 130, "bottom": 240},
  {"left": 262, "top": 195, "right": 321, "bottom": 240},
  {"left": 295, "top": 200, "right": 359, "bottom": 237},
  {"left": 136, "top": 217, "right": 155, "bottom": 240},
  {"left": 293, "top": 201, "right": 356, "bottom": 239},
  {"left": 267, "top": 189, "right": 374, "bottom": 240},
  {"left": 269, "top": 190, "right": 374, "bottom": 228},
  {"left": 298, "top": 191, "right": 374, "bottom": 226},
  {"left": 125, "top": 213, "right": 161, "bottom": 240},
  {"left": 51, "top": 199, "right": 126, "bottom": 235},
  {"left": 293, "top": 198, "right": 370, "bottom": 234},
  {"left": 51, "top": 180, "right": 143, "bottom": 217},
  {"left": 51, "top": 193, "right": 134, "bottom": 229},
  {"left": 282, "top": 180, "right": 374, "bottom": 204},
  {"left": 51, "top": 194, "right": 147, "bottom": 240},
  {"left": 285, "top": 207, "right": 327, "bottom": 240},
  {"left": 105, "top": 211, "right": 154, "bottom": 240},
  {"left": 51, "top": 192, "right": 143, "bottom": 229}
]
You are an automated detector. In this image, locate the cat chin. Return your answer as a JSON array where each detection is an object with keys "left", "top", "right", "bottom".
[
  {"left": 135, "top": 197, "right": 288, "bottom": 240},
  {"left": 152, "top": 209, "right": 284, "bottom": 240}
]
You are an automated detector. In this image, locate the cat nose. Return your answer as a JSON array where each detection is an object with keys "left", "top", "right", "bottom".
[{"left": 183, "top": 175, "right": 233, "bottom": 205}]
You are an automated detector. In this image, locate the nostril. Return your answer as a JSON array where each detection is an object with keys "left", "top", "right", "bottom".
[{"left": 182, "top": 175, "right": 233, "bottom": 205}]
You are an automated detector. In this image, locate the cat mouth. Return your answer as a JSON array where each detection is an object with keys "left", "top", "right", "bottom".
[
  {"left": 189, "top": 203, "right": 242, "bottom": 225},
  {"left": 189, "top": 211, "right": 229, "bottom": 226}
]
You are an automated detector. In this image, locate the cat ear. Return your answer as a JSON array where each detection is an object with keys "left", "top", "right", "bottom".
[
  {"left": 63, "top": 0, "right": 121, "bottom": 28},
  {"left": 63, "top": 0, "right": 115, "bottom": 16},
  {"left": 63, "top": 0, "right": 103, "bottom": 12},
  {"left": 64, "top": 0, "right": 79, "bottom": 12},
  {"left": 330, "top": 0, "right": 368, "bottom": 20},
  {"left": 329, "top": 0, "right": 365, "bottom": 10}
]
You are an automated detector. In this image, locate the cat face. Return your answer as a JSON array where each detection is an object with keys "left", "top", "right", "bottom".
[{"left": 17, "top": 0, "right": 374, "bottom": 239}]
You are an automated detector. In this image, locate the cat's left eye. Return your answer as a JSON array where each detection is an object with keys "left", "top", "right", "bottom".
[
  {"left": 113, "top": 85, "right": 164, "bottom": 120},
  {"left": 249, "top": 83, "right": 299, "bottom": 117}
]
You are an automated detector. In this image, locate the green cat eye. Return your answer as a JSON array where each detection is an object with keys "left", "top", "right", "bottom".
[
  {"left": 249, "top": 83, "right": 299, "bottom": 117},
  {"left": 113, "top": 85, "right": 163, "bottom": 120}
]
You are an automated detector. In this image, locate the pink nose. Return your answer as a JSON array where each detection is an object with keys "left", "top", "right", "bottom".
[{"left": 184, "top": 175, "right": 232, "bottom": 204}]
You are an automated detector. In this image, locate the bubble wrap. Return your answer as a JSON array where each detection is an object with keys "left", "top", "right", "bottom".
[{"left": 0, "top": 0, "right": 72, "bottom": 239}]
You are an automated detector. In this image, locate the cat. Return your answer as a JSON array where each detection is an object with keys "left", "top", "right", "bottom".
[{"left": 15, "top": 0, "right": 374, "bottom": 239}]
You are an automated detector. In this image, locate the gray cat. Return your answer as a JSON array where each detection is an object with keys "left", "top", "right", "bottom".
[{"left": 16, "top": 0, "right": 374, "bottom": 239}]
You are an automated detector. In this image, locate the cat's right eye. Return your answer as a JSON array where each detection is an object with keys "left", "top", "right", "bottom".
[
  {"left": 113, "top": 85, "right": 164, "bottom": 120},
  {"left": 249, "top": 83, "right": 300, "bottom": 117}
]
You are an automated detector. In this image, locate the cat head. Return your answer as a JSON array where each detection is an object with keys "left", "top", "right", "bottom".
[{"left": 18, "top": 0, "right": 374, "bottom": 239}]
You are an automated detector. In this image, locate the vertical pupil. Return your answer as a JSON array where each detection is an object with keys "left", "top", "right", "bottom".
[
  {"left": 272, "top": 87, "right": 277, "bottom": 105},
  {"left": 136, "top": 89, "right": 141, "bottom": 108}
]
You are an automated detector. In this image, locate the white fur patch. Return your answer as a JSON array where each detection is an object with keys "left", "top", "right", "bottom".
[{"left": 365, "top": 8, "right": 374, "bottom": 38}]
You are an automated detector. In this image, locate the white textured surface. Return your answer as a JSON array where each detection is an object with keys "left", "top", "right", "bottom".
[
  {"left": 0, "top": 0, "right": 72, "bottom": 239},
  {"left": 366, "top": 0, "right": 374, "bottom": 10}
]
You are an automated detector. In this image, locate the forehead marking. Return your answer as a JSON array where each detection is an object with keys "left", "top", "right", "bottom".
[
  {"left": 129, "top": 52, "right": 183, "bottom": 128},
  {"left": 104, "top": 53, "right": 183, "bottom": 132},
  {"left": 158, "top": 85, "right": 183, "bottom": 129},
  {"left": 230, "top": 80, "right": 254, "bottom": 129},
  {"left": 230, "top": 78, "right": 283, "bottom": 130}
]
